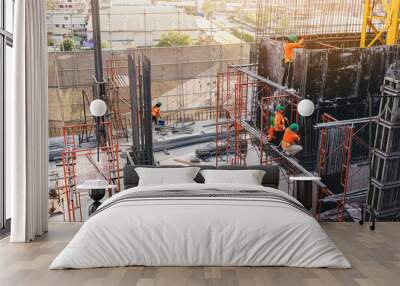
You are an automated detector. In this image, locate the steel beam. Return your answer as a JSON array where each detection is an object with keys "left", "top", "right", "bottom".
[
  {"left": 128, "top": 55, "right": 140, "bottom": 153},
  {"left": 360, "top": 0, "right": 400, "bottom": 48},
  {"left": 142, "top": 56, "right": 154, "bottom": 165},
  {"left": 314, "top": 116, "right": 377, "bottom": 129},
  {"left": 230, "top": 65, "right": 301, "bottom": 98}
]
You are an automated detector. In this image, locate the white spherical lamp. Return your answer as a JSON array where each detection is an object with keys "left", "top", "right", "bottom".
[
  {"left": 90, "top": 99, "right": 107, "bottom": 117},
  {"left": 297, "top": 99, "right": 315, "bottom": 117}
]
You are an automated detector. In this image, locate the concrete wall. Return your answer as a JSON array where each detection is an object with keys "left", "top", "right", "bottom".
[
  {"left": 48, "top": 43, "right": 251, "bottom": 135},
  {"left": 259, "top": 38, "right": 400, "bottom": 120}
]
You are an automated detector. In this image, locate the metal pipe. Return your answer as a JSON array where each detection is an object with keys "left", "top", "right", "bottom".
[
  {"left": 90, "top": 0, "right": 105, "bottom": 99},
  {"left": 230, "top": 65, "right": 301, "bottom": 98},
  {"left": 314, "top": 116, "right": 378, "bottom": 129},
  {"left": 128, "top": 55, "right": 140, "bottom": 153}
]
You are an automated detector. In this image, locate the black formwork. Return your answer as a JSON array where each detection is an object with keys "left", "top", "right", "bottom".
[{"left": 258, "top": 34, "right": 400, "bottom": 163}]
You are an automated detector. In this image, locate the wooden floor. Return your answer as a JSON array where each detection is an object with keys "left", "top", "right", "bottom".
[{"left": 0, "top": 222, "right": 399, "bottom": 286}]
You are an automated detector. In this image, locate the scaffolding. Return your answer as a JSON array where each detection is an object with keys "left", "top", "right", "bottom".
[
  {"left": 216, "top": 64, "right": 302, "bottom": 166},
  {"left": 366, "top": 73, "right": 400, "bottom": 222},
  {"left": 215, "top": 65, "right": 327, "bottom": 203},
  {"left": 361, "top": 0, "right": 400, "bottom": 48},
  {"left": 61, "top": 121, "right": 121, "bottom": 222},
  {"left": 315, "top": 113, "right": 371, "bottom": 221},
  {"left": 216, "top": 64, "right": 375, "bottom": 221},
  {"left": 106, "top": 56, "right": 131, "bottom": 140}
]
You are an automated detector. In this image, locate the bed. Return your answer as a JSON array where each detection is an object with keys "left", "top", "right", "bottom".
[{"left": 50, "top": 165, "right": 351, "bottom": 269}]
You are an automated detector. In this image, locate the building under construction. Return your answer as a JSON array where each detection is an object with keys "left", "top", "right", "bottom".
[{"left": 49, "top": 0, "right": 400, "bottom": 225}]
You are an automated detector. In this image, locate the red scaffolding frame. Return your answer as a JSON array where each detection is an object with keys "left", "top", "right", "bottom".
[
  {"left": 216, "top": 65, "right": 301, "bottom": 167},
  {"left": 61, "top": 121, "right": 121, "bottom": 222},
  {"left": 105, "top": 56, "right": 132, "bottom": 140},
  {"left": 316, "top": 113, "right": 370, "bottom": 221},
  {"left": 217, "top": 65, "right": 371, "bottom": 222}
]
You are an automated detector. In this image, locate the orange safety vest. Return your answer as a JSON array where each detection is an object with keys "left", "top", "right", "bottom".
[
  {"left": 274, "top": 111, "right": 285, "bottom": 132},
  {"left": 152, "top": 107, "right": 161, "bottom": 117},
  {"left": 282, "top": 128, "right": 300, "bottom": 149},
  {"left": 283, "top": 38, "right": 304, "bottom": 63}
]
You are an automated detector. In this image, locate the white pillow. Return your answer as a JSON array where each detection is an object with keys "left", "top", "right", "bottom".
[
  {"left": 200, "top": 169, "right": 265, "bottom": 185},
  {"left": 135, "top": 167, "right": 201, "bottom": 186}
]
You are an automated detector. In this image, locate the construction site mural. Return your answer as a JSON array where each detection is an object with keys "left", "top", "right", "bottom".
[{"left": 46, "top": 0, "right": 400, "bottom": 225}]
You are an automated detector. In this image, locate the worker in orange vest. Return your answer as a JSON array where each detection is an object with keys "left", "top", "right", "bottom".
[
  {"left": 152, "top": 102, "right": 162, "bottom": 125},
  {"left": 282, "top": 123, "right": 303, "bottom": 155},
  {"left": 282, "top": 34, "right": 304, "bottom": 88},
  {"left": 273, "top": 104, "right": 286, "bottom": 145},
  {"left": 267, "top": 115, "right": 275, "bottom": 142}
]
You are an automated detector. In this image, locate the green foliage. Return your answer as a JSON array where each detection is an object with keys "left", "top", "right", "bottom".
[
  {"left": 47, "top": 37, "right": 55, "bottom": 47},
  {"left": 101, "top": 41, "right": 111, "bottom": 49},
  {"left": 230, "top": 28, "right": 255, "bottom": 43},
  {"left": 244, "top": 12, "right": 257, "bottom": 25},
  {"left": 156, "top": 31, "right": 193, "bottom": 47},
  {"left": 46, "top": 0, "right": 56, "bottom": 10},
  {"left": 202, "top": 0, "right": 214, "bottom": 19},
  {"left": 60, "top": 37, "right": 75, "bottom": 51},
  {"left": 184, "top": 6, "right": 196, "bottom": 15}
]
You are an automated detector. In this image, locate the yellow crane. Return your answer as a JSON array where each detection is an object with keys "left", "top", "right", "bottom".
[{"left": 360, "top": 0, "right": 400, "bottom": 47}]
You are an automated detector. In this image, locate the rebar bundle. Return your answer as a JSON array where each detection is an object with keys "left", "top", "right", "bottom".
[{"left": 320, "top": 128, "right": 346, "bottom": 175}]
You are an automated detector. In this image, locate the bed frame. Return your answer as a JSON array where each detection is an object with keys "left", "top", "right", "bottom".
[{"left": 123, "top": 165, "right": 280, "bottom": 189}]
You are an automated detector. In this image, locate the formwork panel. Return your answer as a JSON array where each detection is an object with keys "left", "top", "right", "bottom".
[
  {"left": 259, "top": 36, "right": 400, "bottom": 115},
  {"left": 259, "top": 35, "right": 400, "bottom": 157}
]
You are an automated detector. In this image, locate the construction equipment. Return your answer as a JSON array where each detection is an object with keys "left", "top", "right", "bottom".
[
  {"left": 361, "top": 0, "right": 400, "bottom": 48},
  {"left": 365, "top": 68, "right": 400, "bottom": 228}
]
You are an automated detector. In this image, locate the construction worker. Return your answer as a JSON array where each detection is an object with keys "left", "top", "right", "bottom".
[
  {"left": 282, "top": 123, "right": 303, "bottom": 155},
  {"left": 152, "top": 102, "right": 162, "bottom": 125},
  {"left": 273, "top": 105, "right": 285, "bottom": 145},
  {"left": 282, "top": 34, "right": 304, "bottom": 88},
  {"left": 267, "top": 114, "right": 275, "bottom": 142}
]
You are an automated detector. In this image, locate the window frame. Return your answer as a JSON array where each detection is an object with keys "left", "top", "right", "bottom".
[{"left": 0, "top": 0, "right": 14, "bottom": 232}]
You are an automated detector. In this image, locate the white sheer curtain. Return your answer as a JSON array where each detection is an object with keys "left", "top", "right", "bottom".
[{"left": 7, "top": 0, "right": 48, "bottom": 242}]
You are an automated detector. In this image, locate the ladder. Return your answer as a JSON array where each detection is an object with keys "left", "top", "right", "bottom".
[
  {"left": 338, "top": 126, "right": 353, "bottom": 221},
  {"left": 106, "top": 144, "right": 121, "bottom": 195},
  {"left": 62, "top": 149, "right": 82, "bottom": 222},
  {"left": 366, "top": 74, "right": 400, "bottom": 222}
]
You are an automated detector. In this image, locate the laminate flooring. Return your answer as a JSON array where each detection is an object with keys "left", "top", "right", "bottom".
[{"left": 0, "top": 222, "right": 399, "bottom": 286}]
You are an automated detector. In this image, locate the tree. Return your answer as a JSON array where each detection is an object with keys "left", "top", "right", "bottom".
[
  {"left": 230, "top": 28, "right": 255, "bottom": 43},
  {"left": 60, "top": 37, "right": 75, "bottom": 51},
  {"left": 184, "top": 6, "right": 196, "bottom": 15},
  {"left": 156, "top": 31, "right": 193, "bottom": 47},
  {"left": 101, "top": 41, "right": 112, "bottom": 49},
  {"left": 46, "top": 0, "right": 56, "bottom": 10},
  {"left": 202, "top": 0, "right": 214, "bottom": 19}
]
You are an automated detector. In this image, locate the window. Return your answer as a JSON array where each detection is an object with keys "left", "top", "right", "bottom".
[
  {"left": 64, "top": 16, "right": 69, "bottom": 21},
  {"left": 1, "top": 0, "right": 14, "bottom": 231}
]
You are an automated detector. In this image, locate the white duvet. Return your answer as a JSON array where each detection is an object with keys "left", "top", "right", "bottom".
[{"left": 50, "top": 183, "right": 351, "bottom": 269}]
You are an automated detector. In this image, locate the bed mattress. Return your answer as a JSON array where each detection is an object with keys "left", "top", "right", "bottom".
[{"left": 50, "top": 183, "right": 351, "bottom": 269}]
